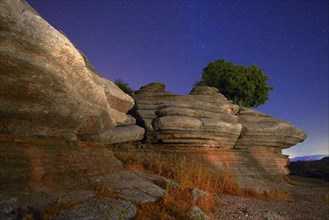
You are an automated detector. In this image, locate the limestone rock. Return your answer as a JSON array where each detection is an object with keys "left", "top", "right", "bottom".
[
  {"left": 89, "top": 170, "right": 165, "bottom": 203},
  {"left": 54, "top": 198, "right": 137, "bottom": 220},
  {"left": 0, "top": 0, "right": 144, "bottom": 144},
  {"left": 236, "top": 108, "right": 307, "bottom": 149},
  {"left": 0, "top": 194, "right": 16, "bottom": 218},
  {"left": 190, "top": 188, "right": 209, "bottom": 201},
  {"left": 80, "top": 125, "right": 145, "bottom": 144},
  {"left": 132, "top": 83, "right": 242, "bottom": 147},
  {"left": 131, "top": 82, "right": 308, "bottom": 188},
  {"left": 188, "top": 206, "right": 210, "bottom": 220},
  {"left": 189, "top": 85, "right": 219, "bottom": 95},
  {"left": 0, "top": 137, "right": 164, "bottom": 219}
]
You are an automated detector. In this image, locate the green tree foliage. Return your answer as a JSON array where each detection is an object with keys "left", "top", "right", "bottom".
[
  {"left": 114, "top": 79, "right": 134, "bottom": 96},
  {"left": 195, "top": 59, "right": 273, "bottom": 108}
]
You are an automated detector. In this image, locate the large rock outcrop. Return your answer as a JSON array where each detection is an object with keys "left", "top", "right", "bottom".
[
  {"left": 0, "top": 1, "right": 154, "bottom": 219},
  {"left": 132, "top": 83, "right": 306, "bottom": 149},
  {"left": 235, "top": 108, "right": 307, "bottom": 149},
  {"left": 133, "top": 83, "right": 242, "bottom": 148},
  {"left": 0, "top": 0, "right": 144, "bottom": 144},
  {"left": 132, "top": 83, "right": 307, "bottom": 188}
]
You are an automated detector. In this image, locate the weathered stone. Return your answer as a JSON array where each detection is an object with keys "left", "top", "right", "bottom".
[
  {"left": 89, "top": 170, "right": 165, "bottom": 203},
  {"left": 0, "top": 0, "right": 144, "bottom": 144},
  {"left": 54, "top": 198, "right": 137, "bottom": 220},
  {"left": 80, "top": 125, "right": 145, "bottom": 144},
  {"left": 131, "top": 83, "right": 307, "bottom": 189},
  {"left": 0, "top": 194, "right": 16, "bottom": 217},
  {"left": 188, "top": 206, "right": 210, "bottom": 220},
  {"left": 235, "top": 108, "right": 307, "bottom": 149},
  {"left": 190, "top": 188, "right": 209, "bottom": 201},
  {"left": 189, "top": 85, "right": 219, "bottom": 95},
  {"left": 0, "top": 136, "right": 121, "bottom": 191},
  {"left": 132, "top": 83, "right": 242, "bottom": 147},
  {"left": 0, "top": 136, "right": 166, "bottom": 219}
]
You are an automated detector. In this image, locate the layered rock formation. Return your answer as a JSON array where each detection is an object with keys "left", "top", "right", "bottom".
[
  {"left": 0, "top": 1, "right": 152, "bottom": 219},
  {"left": 133, "top": 83, "right": 306, "bottom": 149},
  {"left": 0, "top": 0, "right": 144, "bottom": 144},
  {"left": 132, "top": 83, "right": 307, "bottom": 188},
  {"left": 235, "top": 108, "right": 307, "bottom": 149},
  {"left": 0, "top": 0, "right": 311, "bottom": 218},
  {"left": 133, "top": 83, "right": 242, "bottom": 148}
]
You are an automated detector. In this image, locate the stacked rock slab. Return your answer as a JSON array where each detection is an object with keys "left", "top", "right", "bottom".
[
  {"left": 235, "top": 108, "right": 307, "bottom": 149},
  {"left": 133, "top": 83, "right": 242, "bottom": 148},
  {"left": 0, "top": 0, "right": 144, "bottom": 144},
  {"left": 234, "top": 108, "right": 307, "bottom": 177}
]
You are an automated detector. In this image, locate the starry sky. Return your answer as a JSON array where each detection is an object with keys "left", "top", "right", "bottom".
[{"left": 27, "top": 0, "right": 328, "bottom": 158}]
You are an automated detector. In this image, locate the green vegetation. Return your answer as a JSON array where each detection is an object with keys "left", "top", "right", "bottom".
[
  {"left": 114, "top": 78, "right": 134, "bottom": 96},
  {"left": 195, "top": 59, "right": 273, "bottom": 108}
]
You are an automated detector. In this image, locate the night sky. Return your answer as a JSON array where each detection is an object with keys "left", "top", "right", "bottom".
[{"left": 27, "top": 0, "right": 328, "bottom": 158}]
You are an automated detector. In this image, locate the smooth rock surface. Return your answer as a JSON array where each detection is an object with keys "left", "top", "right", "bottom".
[
  {"left": 54, "top": 198, "right": 136, "bottom": 220},
  {"left": 0, "top": 0, "right": 144, "bottom": 144},
  {"left": 88, "top": 170, "right": 165, "bottom": 203}
]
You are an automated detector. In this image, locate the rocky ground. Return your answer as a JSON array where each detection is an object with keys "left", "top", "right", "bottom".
[
  {"left": 216, "top": 194, "right": 329, "bottom": 220},
  {"left": 216, "top": 177, "right": 329, "bottom": 220}
]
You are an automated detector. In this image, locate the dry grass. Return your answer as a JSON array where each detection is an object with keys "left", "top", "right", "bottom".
[
  {"left": 317, "top": 192, "right": 329, "bottom": 204},
  {"left": 42, "top": 199, "right": 76, "bottom": 220},
  {"left": 136, "top": 187, "right": 193, "bottom": 220},
  {"left": 95, "top": 185, "right": 125, "bottom": 199},
  {"left": 263, "top": 186, "right": 291, "bottom": 201},
  {"left": 22, "top": 212, "right": 33, "bottom": 220},
  {"left": 113, "top": 149, "right": 290, "bottom": 219}
]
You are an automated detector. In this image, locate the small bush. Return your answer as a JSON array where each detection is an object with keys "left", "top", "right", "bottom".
[{"left": 114, "top": 79, "right": 134, "bottom": 96}]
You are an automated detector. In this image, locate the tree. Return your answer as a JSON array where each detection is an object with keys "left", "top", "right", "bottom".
[
  {"left": 114, "top": 79, "right": 134, "bottom": 96},
  {"left": 195, "top": 59, "right": 273, "bottom": 108}
]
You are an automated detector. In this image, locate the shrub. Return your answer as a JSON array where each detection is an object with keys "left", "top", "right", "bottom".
[
  {"left": 114, "top": 78, "right": 134, "bottom": 96},
  {"left": 195, "top": 59, "right": 273, "bottom": 107}
]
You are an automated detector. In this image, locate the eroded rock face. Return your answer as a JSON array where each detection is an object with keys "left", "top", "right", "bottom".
[
  {"left": 132, "top": 82, "right": 307, "bottom": 189},
  {"left": 0, "top": 0, "right": 144, "bottom": 143},
  {"left": 133, "top": 83, "right": 242, "bottom": 148},
  {"left": 0, "top": 136, "right": 164, "bottom": 219},
  {"left": 236, "top": 108, "right": 307, "bottom": 149},
  {"left": 0, "top": 1, "right": 151, "bottom": 218},
  {"left": 133, "top": 82, "right": 306, "bottom": 150}
]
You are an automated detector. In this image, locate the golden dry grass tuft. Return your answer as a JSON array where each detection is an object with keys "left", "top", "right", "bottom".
[
  {"left": 113, "top": 149, "right": 291, "bottom": 219},
  {"left": 136, "top": 187, "right": 193, "bottom": 220},
  {"left": 317, "top": 192, "right": 329, "bottom": 204},
  {"left": 22, "top": 212, "right": 33, "bottom": 220},
  {"left": 263, "top": 186, "right": 291, "bottom": 201}
]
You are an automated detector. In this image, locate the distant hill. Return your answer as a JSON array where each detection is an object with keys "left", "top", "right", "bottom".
[
  {"left": 290, "top": 154, "right": 329, "bottom": 162},
  {"left": 289, "top": 157, "right": 329, "bottom": 182}
]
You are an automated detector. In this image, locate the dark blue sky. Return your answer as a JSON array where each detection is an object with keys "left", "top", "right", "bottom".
[{"left": 27, "top": 0, "right": 328, "bottom": 157}]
